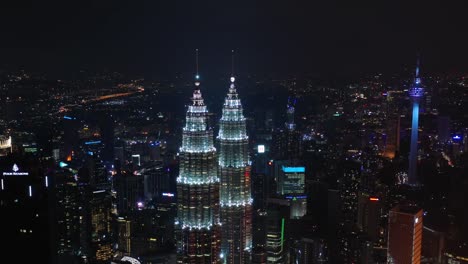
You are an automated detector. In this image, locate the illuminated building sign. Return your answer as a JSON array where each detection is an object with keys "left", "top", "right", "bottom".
[
  {"left": 2, "top": 164, "right": 29, "bottom": 176},
  {"left": 285, "top": 195, "right": 307, "bottom": 199},
  {"left": 281, "top": 166, "right": 306, "bottom": 195},
  {"left": 257, "top": 145, "right": 265, "bottom": 153},
  {"left": 85, "top": 140, "right": 101, "bottom": 145},
  {"left": 162, "top": 192, "right": 175, "bottom": 197},
  {"left": 282, "top": 167, "right": 305, "bottom": 173}
]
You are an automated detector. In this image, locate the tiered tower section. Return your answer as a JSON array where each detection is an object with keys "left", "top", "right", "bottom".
[
  {"left": 408, "top": 62, "right": 424, "bottom": 185},
  {"left": 177, "top": 76, "right": 221, "bottom": 263},
  {"left": 218, "top": 77, "right": 253, "bottom": 264}
]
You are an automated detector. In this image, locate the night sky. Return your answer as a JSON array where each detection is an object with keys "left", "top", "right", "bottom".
[{"left": 1, "top": 1, "right": 467, "bottom": 79}]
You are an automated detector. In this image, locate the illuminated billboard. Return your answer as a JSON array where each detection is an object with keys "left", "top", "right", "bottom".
[
  {"left": 280, "top": 166, "right": 305, "bottom": 195},
  {"left": 2, "top": 163, "right": 29, "bottom": 176},
  {"left": 282, "top": 167, "right": 305, "bottom": 173},
  {"left": 257, "top": 145, "right": 265, "bottom": 153}
]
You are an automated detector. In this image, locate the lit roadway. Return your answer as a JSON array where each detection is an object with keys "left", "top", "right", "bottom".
[
  {"left": 84, "top": 86, "right": 145, "bottom": 103},
  {"left": 58, "top": 86, "right": 144, "bottom": 113}
]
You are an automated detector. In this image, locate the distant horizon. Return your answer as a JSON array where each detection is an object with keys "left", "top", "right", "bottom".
[
  {"left": 0, "top": 59, "right": 465, "bottom": 82},
  {"left": 0, "top": 2, "right": 467, "bottom": 79}
]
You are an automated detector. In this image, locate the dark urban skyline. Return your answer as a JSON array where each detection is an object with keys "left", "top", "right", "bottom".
[
  {"left": 1, "top": 2, "right": 467, "bottom": 79},
  {"left": 1, "top": 3, "right": 468, "bottom": 263}
]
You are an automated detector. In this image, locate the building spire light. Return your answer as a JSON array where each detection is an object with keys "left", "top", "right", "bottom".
[
  {"left": 194, "top": 49, "right": 201, "bottom": 86},
  {"left": 195, "top": 48, "right": 199, "bottom": 78},
  {"left": 231, "top": 49, "right": 235, "bottom": 82}
]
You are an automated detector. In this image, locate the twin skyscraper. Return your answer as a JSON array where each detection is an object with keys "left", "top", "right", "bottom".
[{"left": 176, "top": 50, "right": 252, "bottom": 264}]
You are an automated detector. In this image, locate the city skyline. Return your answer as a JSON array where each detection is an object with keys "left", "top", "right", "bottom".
[{"left": 1, "top": 2, "right": 468, "bottom": 264}]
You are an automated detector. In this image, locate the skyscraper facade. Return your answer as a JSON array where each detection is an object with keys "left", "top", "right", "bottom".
[
  {"left": 272, "top": 98, "right": 302, "bottom": 161},
  {"left": 387, "top": 205, "right": 423, "bottom": 264},
  {"left": 176, "top": 74, "right": 221, "bottom": 263},
  {"left": 408, "top": 62, "right": 424, "bottom": 185},
  {"left": 0, "top": 155, "right": 54, "bottom": 263},
  {"left": 218, "top": 76, "right": 253, "bottom": 263}
]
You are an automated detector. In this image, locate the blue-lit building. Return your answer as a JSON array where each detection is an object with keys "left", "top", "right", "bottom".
[
  {"left": 277, "top": 166, "right": 305, "bottom": 196},
  {"left": 408, "top": 61, "right": 424, "bottom": 185}
]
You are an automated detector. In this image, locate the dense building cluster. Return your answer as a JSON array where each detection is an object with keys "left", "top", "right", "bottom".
[{"left": 1, "top": 60, "right": 468, "bottom": 264}]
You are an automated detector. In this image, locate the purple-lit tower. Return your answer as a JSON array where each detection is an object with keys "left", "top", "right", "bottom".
[
  {"left": 176, "top": 51, "right": 221, "bottom": 263},
  {"left": 408, "top": 61, "right": 424, "bottom": 185}
]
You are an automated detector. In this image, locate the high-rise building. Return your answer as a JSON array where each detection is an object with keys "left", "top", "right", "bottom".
[
  {"left": 299, "top": 237, "right": 328, "bottom": 264},
  {"left": 99, "top": 114, "right": 115, "bottom": 164},
  {"left": 218, "top": 75, "right": 253, "bottom": 263},
  {"left": 384, "top": 115, "right": 400, "bottom": 159},
  {"left": 0, "top": 135, "right": 12, "bottom": 156},
  {"left": 265, "top": 199, "right": 289, "bottom": 263},
  {"left": 140, "top": 160, "right": 170, "bottom": 202},
  {"left": 127, "top": 204, "right": 177, "bottom": 258},
  {"left": 55, "top": 169, "right": 81, "bottom": 264},
  {"left": 421, "top": 226, "right": 445, "bottom": 264},
  {"left": 0, "top": 154, "right": 54, "bottom": 263},
  {"left": 89, "top": 189, "right": 114, "bottom": 263},
  {"left": 116, "top": 217, "right": 132, "bottom": 255},
  {"left": 176, "top": 64, "right": 221, "bottom": 263},
  {"left": 277, "top": 166, "right": 305, "bottom": 196},
  {"left": 75, "top": 160, "right": 114, "bottom": 263},
  {"left": 408, "top": 61, "right": 424, "bottom": 185},
  {"left": 437, "top": 116, "right": 451, "bottom": 143},
  {"left": 272, "top": 97, "right": 302, "bottom": 161},
  {"left": 357, "top": 194, "right": 381, "bottom": 244},
  {"left": 387, "top": 205, "right": 423, "bottom": 264},
  {"left": 383, "top": 90, "right": 403, "bottom": 159},
  {"left": 338, "top": 159, "right": 361, "bottom": 229},
  {"left": 251, "top": 246, "right": 267, "bottom": 264}
]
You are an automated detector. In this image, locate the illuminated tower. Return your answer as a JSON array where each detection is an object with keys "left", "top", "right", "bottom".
[
  {"left": 272, "top": 97, "right": 302, "bottom": 160},
  {"left": 408, "top": 60, "right": 424, "bottom": 185},
  {"left": 218, "top": 51, "right": 253, "bottom": 264},
  {"left": 176, "top": 50, "right": 221, "bottom": 263},
  {"left": 285, "top": 97, "right": 296, "bottom": 131}
]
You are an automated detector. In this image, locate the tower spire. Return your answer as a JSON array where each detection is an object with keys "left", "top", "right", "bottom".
[
  {"left": 415, "top": 55, "right": 421, "bottom": 85},
  {"left": 231, "top": 49, "right": 235, "bottom": 78},
  {"left": 194, "top": 49, "right": 201, "bottom": 88},
  {"left": 230, "top": 50, "right": 236, "bottom": 85},
  {"left": 195, "top": 48, "right": 199, "bottom": 79},
  {"left": 415, "top": 55, "right": 420, "bottom": 78},
  {"left": 229, "top": 50, "right": 236, "bottom": 94}
]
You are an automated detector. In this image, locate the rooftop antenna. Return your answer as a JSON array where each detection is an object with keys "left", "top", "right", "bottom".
[
  {"left": 415, "top": 54, "right": 420, "bottom": 78},
  {"left": 231, "top": 50, "right": 235, "bottom": 77},
  {"left": 231, "top": 50, "right": 235, "bottom": 83},
  {"left": 195, "top": 49, "right": 199, "bottom": 80}
]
